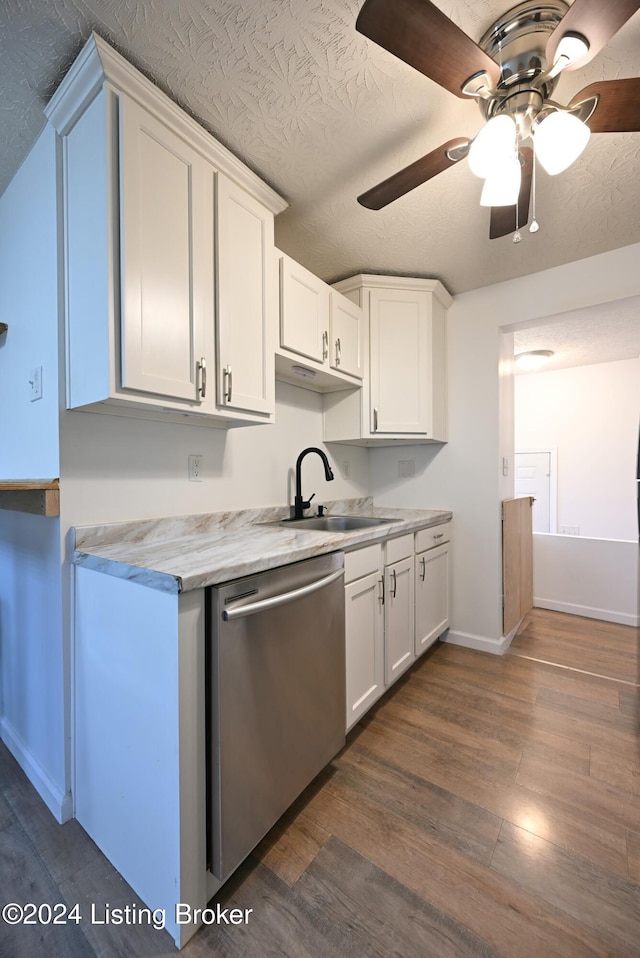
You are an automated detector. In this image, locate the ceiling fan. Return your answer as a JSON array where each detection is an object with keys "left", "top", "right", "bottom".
[{"left": 356, "top": 0, "right": 640, "bottom": 239}]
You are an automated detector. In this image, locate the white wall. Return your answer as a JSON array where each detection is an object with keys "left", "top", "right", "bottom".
[
  {"left": 59, "top": 381, "right": 368, "bottom": 527},
  {"left": 0, "top": 129, "right": 69, "bottom": 820},
  {"left": 370, "top": 242, "right": 640, "bottom": 651},
  {"left": 533, "top": 534, "right": 639, "bottom": 627},
  {"left": 515, "top": 358, "right": 639, "bottom": 541},
  {"left": 0, "top": 126, "right": 60, "bottom": 479}
]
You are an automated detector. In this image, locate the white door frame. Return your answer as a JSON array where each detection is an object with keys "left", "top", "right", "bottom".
[{"left": 515, "top": 447, "right": 558, "bottom": 534}]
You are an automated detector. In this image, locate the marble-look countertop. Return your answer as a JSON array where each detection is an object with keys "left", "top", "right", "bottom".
[{"left": 72, "top": 498, "right": 452, "bottom": 594}]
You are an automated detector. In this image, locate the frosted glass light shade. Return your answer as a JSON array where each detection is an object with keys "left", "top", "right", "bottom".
[
  {"left": 480, "top": 154, "right": 522, "bottom": 206},
  {"left": 468, "top": 115, "right": 517, "bottom": 178},
  {"left": 534, "top": 111, "right": 590, "bottom": 175},
  {"left": 515, "top": 349, "right": 554, "bottom": 371}
]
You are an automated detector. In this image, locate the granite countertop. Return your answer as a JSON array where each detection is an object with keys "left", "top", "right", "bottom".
[{"left": 72, "top": 498, "right": 452, "bottom": 594}]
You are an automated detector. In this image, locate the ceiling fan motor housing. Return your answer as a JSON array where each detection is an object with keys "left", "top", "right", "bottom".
[{"left": 478, "top": 0, "right": 570, "bottom": 132}]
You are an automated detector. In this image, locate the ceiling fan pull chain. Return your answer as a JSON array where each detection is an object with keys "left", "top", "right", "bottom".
[
  {"left": 513, "top": 129, "right": 522, "bottom": 244},
  {"left": 530, "top": 141, "right": 540, "bottom": 234}
]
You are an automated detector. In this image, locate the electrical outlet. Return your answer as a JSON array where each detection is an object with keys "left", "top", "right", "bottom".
[
  {"left": 29, "top": 365, "right": 43, "bottom": 402},
  {"left": 559, "top": 525, "right": 580, "bottom": 536},
  {"left": 398, "top": 459, "right": 415, "bottom": 478},
  {"left": 188, "top": 454, "right": 203, "bottom": 481},
  {"left": 342, "top": 460, "right": 351, "bottom": 478}
]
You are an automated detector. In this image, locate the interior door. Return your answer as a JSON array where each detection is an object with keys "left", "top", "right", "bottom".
[
  {"left": 502, "top": 496, "right": 534, "bottom": 634},
  {"left": 515, "top": 451, "right": 551, "bottom": 532}
]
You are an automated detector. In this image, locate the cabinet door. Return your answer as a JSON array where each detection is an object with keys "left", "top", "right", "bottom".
[
  {"left": 384, "top": 556, "right": 415, "bottom": 685},
  {"left": 280, "top": 255, "right": 330, "bottom": 364},
  {"left": 217, "top": 174, "right": 275, "bottom": 416},
  {"left": 119, "top": 94, "right": 212, "bottom": 403},
  {"left": 370, "top": 288, "right": 430, "bottom": 434},
  {"left": 415, "top": 544, "right": 450, "bottom": 655},
  {"left": 330, "top": 292, "right": 363, "bottom": 379},
  {"left": 345, "top": 571, "right": 384, "bottom": 731}
]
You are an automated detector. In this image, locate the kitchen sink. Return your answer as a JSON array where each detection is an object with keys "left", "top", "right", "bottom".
[{"left": 281, "top": 515, "right": 396, "bottom": 532}]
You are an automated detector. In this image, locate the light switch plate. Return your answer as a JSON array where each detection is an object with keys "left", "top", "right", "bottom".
[{"left": 29, "top": 365, "right": 43, "bottom": 402}]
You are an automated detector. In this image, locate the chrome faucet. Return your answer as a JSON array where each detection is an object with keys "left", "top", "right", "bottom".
[{"left": 293, "top": 447, "right": 334, "bottom": 519}]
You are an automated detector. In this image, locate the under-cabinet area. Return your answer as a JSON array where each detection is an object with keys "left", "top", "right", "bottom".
[{"left": 71, "top": 502, "right": 451, "bottom": 947}]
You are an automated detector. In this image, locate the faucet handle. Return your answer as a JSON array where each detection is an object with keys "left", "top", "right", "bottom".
[{"left": 302, "top": 492, "right": 315, "bottom": 511}]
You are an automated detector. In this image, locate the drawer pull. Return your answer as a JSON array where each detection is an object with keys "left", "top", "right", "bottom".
[
  {"left": 419, "top": 557, "right": 426, "bottom": 581},
  {"left": 390, "top": 568, "right": 397, "bottom": 598}
]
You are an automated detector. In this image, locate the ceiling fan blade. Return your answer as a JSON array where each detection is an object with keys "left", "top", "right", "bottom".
[
  {"left": 358, "top": 137, "right": 470, "bottom": 210},
  {"left": 489, "top": 148, "right": 533, "bottom": 240},
  {"left": 356, "top": 0, "right": 500, "bottom": 97},
  {"left": 546, "top": 0, "right": 640, "bottom": 72},
  {"left": 569, "top": 78, "right": 640, "bottom": 132}
]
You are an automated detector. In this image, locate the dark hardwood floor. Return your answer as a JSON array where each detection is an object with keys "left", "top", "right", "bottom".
[{"left": 1, "top": 609, "right": 639, "bottom": 956}]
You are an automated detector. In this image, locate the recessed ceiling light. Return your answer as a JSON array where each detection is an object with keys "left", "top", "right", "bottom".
[{"left": 515, "top": 349, "right": 554, "bottom": 372}]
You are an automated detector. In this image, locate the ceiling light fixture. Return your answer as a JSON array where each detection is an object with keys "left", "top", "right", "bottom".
[
  {"left": 468, "top": 115, "right": 517, "bottom": 178},
  {"left": 480, "top": 153, "right": 522, "bottom": 206},
  {"left": 356, "top": 0, "right": 640, "bottom": 244},
  {"left": 532, "top": 109, "right": 591, "bottom": 175},
  {"left": 515, "top": 349, "right": 554, "bottom": 371}
]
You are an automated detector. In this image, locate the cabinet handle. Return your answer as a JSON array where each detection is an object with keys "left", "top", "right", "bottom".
[
  {"left": 379, "top": 576, "right": 385, "bottom": 605},
  {"left": 433, "top": 533, "right": 444, "bottom": 541},
  {"left": 224, "top": 364, "right": 233, "bottom": 403},
  {"left": 335, "top": 337, "right": 341, "bottom": 366},
  {"left": 419, "top": 556, "right": 426, "bottom": 581},
  {"left": 322, "top": 331, "right": 328, "bottom": 361},
  {"left": 198, "top": 357, "right": 207, "bottom": 399},
  {"left": 373, "top": 407, "right": 378, "bottom": 432},
  {"left": 391, "top": 568, "right": 397, "bottom": 598}
]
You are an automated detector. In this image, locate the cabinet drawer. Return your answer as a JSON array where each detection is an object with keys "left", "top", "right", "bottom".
[
  {"left": 415, "top": 522, "right": 451, "bottom": 553},
  {"left": 344, "top": 543, "right": 383, "bottom": 584},
  {"left": 384, "top": 533, "right": 414, "bottom": 565}
]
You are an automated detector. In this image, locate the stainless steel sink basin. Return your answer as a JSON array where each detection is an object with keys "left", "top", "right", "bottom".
[{"left": 282, "top": 515, "right": 396, "bottom": 532}]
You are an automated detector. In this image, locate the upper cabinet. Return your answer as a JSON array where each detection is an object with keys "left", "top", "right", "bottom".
[
  {"left": 275, "top": 253, "right": 363, "bottom": 391},
  {"left": 46, "top": 34, "right": 286, "bottom": 427},
  {"left": 324, "top": 275, "right": 452, "bottom": 446}
]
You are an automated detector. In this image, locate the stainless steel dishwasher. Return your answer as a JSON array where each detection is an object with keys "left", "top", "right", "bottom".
[{"left": 208, "top": 551, "right": 345, "bottom": 882}]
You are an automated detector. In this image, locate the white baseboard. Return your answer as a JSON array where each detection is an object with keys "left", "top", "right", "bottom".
[
  {"left": 443, "top": 629, "right": 513, "bottom": 655},
  {"left": 0, "top": 716, "right": 73, "bottom": 824},
  {"left": 534, "top": 598, "right": 639, "bottom": 628}
]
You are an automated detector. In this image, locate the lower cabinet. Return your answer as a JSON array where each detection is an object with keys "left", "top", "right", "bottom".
[
  {"left": 415, "top": 523, "right": 451, "bottom": 655},
  {"left": 384, "top": 550, "right": 415, "bottom": 686},
  {"left": 344, "top": 523, "right": 452, "bottom": 732},
  {"left": 344, "top": 545, "right": 384, "bottom": 731}
]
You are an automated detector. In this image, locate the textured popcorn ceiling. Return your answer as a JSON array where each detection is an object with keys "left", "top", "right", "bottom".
[
  {"left": 512, "top": 296, "right": 640, "bottom": 371},
  {"left": 1, "top": 0, "right": 640, "bottom": 296}
]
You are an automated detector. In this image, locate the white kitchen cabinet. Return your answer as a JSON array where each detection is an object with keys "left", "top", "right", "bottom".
[
  {"left": 324, "top": 275, "right": 452, "bottom": 445},
  {"left": 415, "top": 531, "right": 450, "bottom": 657},
  {"left": 415, "top": 522, "right": 451, "bottom": 655},
  {"left": 276, "top": 253, "right": 363, "bottom": 391},
  {"left": 279, "top": 253, "right": 330, "bottom": 365},
  {"left": 329, "top": 293, "right": 363, "bottom": 379},
  {"left": 384, "top": 552, "right": 415, "bottom": 685},
  {"left": 217, "top": 176, "right": 275, "bottom": 416},
  {"left": 47, "top": 35, "right": 286, "bottom": 426},
  {"left": 344, "top": 545, "right": 384, "bottom": 731},
  {"left": 119, "top": 94, "right": 213, "bottom": 405}
]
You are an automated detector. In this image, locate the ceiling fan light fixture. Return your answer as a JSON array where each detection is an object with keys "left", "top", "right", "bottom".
[
  {"left": 534, "top": 110, "right": 591, "bottom": 175},
  {"left": 468, "top": 114, "right": 517, "bottom": 178},
  {"left": 480, "top": 153, "right": 522, "bottom": 207}
]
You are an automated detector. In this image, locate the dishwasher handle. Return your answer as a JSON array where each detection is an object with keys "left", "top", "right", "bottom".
[{"left": 222, "top": 567, "right": 344, "bottom": 621}]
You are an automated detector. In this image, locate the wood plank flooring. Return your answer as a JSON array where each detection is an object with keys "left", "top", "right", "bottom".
[{"left": 1, "top": 608, "right": 639, "bottom": 956}]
